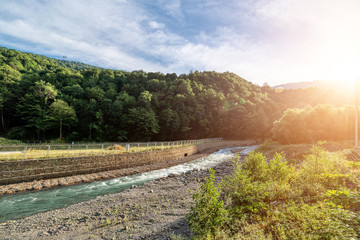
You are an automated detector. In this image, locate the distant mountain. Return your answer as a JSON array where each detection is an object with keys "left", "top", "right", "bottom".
[{"left": 273, "top": 80, "right": 334, "bottom": 89}]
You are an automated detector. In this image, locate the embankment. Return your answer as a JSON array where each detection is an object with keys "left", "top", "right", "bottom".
[{"left": 0, "top": 140, "right": 252, "bottom": 195}]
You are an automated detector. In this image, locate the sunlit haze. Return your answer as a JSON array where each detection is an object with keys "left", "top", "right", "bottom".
[{"left": 1, "top": 0, "right": 360, "bottom": 86}]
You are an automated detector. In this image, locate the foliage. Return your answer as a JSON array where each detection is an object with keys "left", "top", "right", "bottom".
[
  {"left": 187, "top": 168, "right": 227, "bottom": 238},
  {"left": 325, "top": 189, "right": 359, "bottom": 209},
  {"left": 272, "top": 104, "right": 355, "bottom": 144},
  {"left": 266, "top": 201, "right": 359, "bottom": 239},
  {"left": 47, "top": 100, "right": 77, "bottom": 139},
  {"left": 0, "top": 47, "right": 284, "bottom": 141},
  {"left": 0, "top": 137, "right": 22, "bottom": 145},
  {"left": 189, "top": 144, "right": 360, "bottom": 239},
  {"left": 1, "top": 47, "right": 355, "bottom": 142},
  {"left": 268, "top": 153, "right": 292, "bottom": 183},
  {"left": 49, "top": 138, "right": 67, "bottom": 144},
  {"left": 242, "top": 151, "right": 269, "bottom": 182}
]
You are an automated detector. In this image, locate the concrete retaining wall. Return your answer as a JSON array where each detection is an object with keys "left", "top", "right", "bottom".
[{"left": 0, "top": 143, "right": 216, "bottom": 185}]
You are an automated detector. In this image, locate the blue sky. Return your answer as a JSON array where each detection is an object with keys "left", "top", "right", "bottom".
[{"left": 1, "top": 0, "right": 360, "bottom": 86}]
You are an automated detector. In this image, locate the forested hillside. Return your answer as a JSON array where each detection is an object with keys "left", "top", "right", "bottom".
[
  {"left": 0, "top": 47, "right": 281, "bottom": 142},
  {"left": 0, "top": 47, "right": 355, "bottom": 142}
]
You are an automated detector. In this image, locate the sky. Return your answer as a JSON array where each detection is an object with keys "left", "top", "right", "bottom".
[{"left": 1, "top": 0, "right": 360, "bottom": 86}]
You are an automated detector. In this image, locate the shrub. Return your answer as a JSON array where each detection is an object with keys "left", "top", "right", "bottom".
[
  {"left": 187, "top": 168, "right": 227, "bottom": 238},
  {"left": 268, "top": 152, "right": 293, "bottom": 183},
  {"left": 223, "top": 166, "right": 269, "bottom": 214},
  {"left": 0, "top": 137, "right": 22, "bottom": 145},
  {"left": 242, "top": 151, "right": 269, "bottom": 182},
  {"left": 266, "top": 201, "right": 359, "bottom": 239},
  {"left": 320, "top": 173, "right": 352, "bottom": 189},
  {"left": 189, "top": 144, "right": 360, "bottom": 239},
  {"left": 49, "top": 138, "right": 66, "bottom": 144},
  {"left": 325, "top": 189, "right": 359, "bottom": 210}
]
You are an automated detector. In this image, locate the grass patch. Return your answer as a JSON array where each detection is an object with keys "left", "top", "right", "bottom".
[{"left": 0, "top": 144, "right": 188, "bottom": 161}]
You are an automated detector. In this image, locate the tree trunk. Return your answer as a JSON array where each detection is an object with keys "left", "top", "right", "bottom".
[
  {"left": 0, "top": 109, "right": 4, "bottom": 132},
  {"left": 89, "top": 122, "right": 92, "bottom": 140},
  {"left": 60, "top": 120, "right": 63, "bottom": 140}
]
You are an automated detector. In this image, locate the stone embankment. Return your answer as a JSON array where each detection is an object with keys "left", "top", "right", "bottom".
[{"left": 0, "top": 140, "right": 252, "bottom": 195}]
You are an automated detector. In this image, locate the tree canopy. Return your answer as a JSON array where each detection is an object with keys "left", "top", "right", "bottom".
[{"left": 0, "top": 47, "right": 355, "bottom": 142}]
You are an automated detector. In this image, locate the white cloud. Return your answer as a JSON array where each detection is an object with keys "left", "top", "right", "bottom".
[
  {"left": 1, "top": 0, "right": 360, "bottom": 85},
  {"left": 148, "top": 21, "right": 165, "bottom": 29}
]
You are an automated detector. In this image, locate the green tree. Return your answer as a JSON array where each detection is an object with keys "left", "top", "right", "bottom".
[
  {"left": 0, "top": 65, "right": 21, "bottom": 84},
  {"left": 48, "top": 100, "right": 77, "bottom": 139},
  {"left": 33, "top": 80, "right": 58, "bottom": 105},
  {"left": 126, "top": 107, "right": 159, "bottom": 141},
  {"left": 138, "top": 90, "right": 152, "bottom": 108}
]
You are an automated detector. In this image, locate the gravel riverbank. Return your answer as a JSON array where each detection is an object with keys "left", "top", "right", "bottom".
[{"left": 0, "top": 142, "right": 251, "bottom": 240}]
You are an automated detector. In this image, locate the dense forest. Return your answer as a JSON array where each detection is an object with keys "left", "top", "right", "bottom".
[
  {"left": 0, "top": 47, "right": 356, "bottom": 142},
  {"left": 272, "top": 104, "right": 355, "bottom": 144}
]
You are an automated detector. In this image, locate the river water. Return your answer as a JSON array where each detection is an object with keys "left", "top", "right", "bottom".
[{"left": 0, "top": 145, "right": 257, "bottom": 223}]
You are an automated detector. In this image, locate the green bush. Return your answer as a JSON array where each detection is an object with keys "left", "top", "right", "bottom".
[
  {"left": 268, "top": 153, "right": 293, "bottom": 183},
  {"left": 242, "top": 151, "right": 269, "bottom": 182},
  {"left": 320, "top": 173, "right": 352, "bottom": 189},
  {"left": 325, "top": 189, "right": 359, "bottom": 209},
  {"left": 49, "top": 138, "right": 67, "bottom": 144},
  {"left": 223, "top": 152, "right": 295, "bottom": 213},
  {"left": 294, "top": 144, "right": 356, "bottom": 202},
  {"left": 0, "top": 137, "right": 22, "bottom": 145},
  {"left": 189, "top": 145, "right": 360, "bottom": 239},
  {"left": 266, "top": 201, "right": 359, "bottom": 239},
  {"left": 187, "top": 168, "right": 227, "bottom": 238},
  {"left": 222, "top": 153, "right": 269, "bottom": 214},
  {"left": 224, "top": 170, "right": 269, "bottom": 214}
]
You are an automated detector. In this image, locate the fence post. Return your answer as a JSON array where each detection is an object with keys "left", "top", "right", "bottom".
[
  {"left": 147, "top": 143, "right": 149, "bottom": 151},
  {"left": 137, "top": 143, "right": 140, "bottom": 152},
  {"left": 23, "top": 146, "right": 27, "bottom": 159},
  {"left": 115, "top": 144, "right": 117, "bottom": 154},
  {"left": 68, "top": 145, "right": 71, "bottom": 155},
  {"left": 47, "top": 145, "right": 50, "bottom": 157},
  {"left": 126, "top": 144, "right": 130, "bottom": 152},
  {"left": 101, "top": 144, "right": 104, "bottom": 155},
  {"left": 161, "top": 142, "right": 164, "bottom": 150}
]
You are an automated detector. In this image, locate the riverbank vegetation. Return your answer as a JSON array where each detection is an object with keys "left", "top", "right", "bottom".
[{"left": 188, "top": 143, "right": 360, "bottom": 239}]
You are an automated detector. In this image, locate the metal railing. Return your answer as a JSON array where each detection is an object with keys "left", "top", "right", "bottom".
[{"left": 0, "top": 138, "right": 222, "bottom": 161}]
